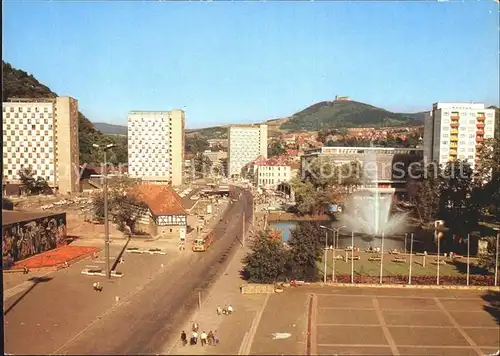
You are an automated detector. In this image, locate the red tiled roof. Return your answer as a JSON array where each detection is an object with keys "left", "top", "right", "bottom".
[{"left": 127, "top": 184, "right": 187, "bottom": 216}]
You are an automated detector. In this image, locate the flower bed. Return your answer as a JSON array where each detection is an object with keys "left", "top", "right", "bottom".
[{"left": 334, "top": 274, "right": 495, "bottom": 286}]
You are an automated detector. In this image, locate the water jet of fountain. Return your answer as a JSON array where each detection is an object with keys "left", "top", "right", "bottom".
[{"left": 339, "top": 146, "right": 408, "bottom": 244}]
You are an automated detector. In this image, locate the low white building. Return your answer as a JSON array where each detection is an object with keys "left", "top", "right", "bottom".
[{"left": 243, "top": 156, "right": 292, "bottom": 189}]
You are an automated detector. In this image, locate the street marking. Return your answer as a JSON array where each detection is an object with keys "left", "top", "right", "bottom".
[
  {"left": 271, "top": 332, "right": 291, "bottom": 340},
  {"left": 237, "top": 331, "right": 250, "bottom": 355},
  {"left": 309, "top": 294, "right": 317, "bottom": 356},
  {"left": 318, "top": 306, "right": 488, "bottom": 313},
  {"left": 239, "top": 292, "right": 270, "bottom": 355},
  {"left": 50, "top": 253, "right": 187, "bottom": 355},
  {"left": 316, "top": 293, "right": 483, "bottom": 301},
  {"left": 317, "top": 323, "right": 499, "bottom": 330},
  {"left": 433, "top": 297, "right": 483, "bottom": 356},
  {"left": 372, "top": 298, "right": 399, "bottom": 355},
  {"left": 317, "top": 344, "right": 499, "bottom": 349}
]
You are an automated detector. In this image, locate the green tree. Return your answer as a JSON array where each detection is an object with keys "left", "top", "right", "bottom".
[
  {"left": 407, "top": 162, "right": 442, "bottom": 225},
  {"left": 439, "top": 160, "right": 477, "bottom": 235},
  {"left": 18, "top": 167, "right": 50, "bottom": 195},
  {"left": 194, "top": 153, "right": 213, "bottom": 178},
  {"left": 477, "top": 236, "right": 500, "bottom": 273},
  {"left": 185, "top": 135, "right": 209, "bottom": 154},
  {"left": 286, "top": 222, "right": 324, "bottom": 281},
  {"left": 242, "top": 230, "right": 289, "bottom": 283},
  {"left": 268, "top": 139, "right": 286, "bottom": 157}
]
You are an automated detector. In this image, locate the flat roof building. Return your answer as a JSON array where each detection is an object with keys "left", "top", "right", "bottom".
[
  {"left": 128, "top": 110, "right": 185, "bottom": 186},
  {"left": 2, "top": 97, "right": 80, "bottom": 194},
  {"left": 423, "top": 102, "right": 496, "bottom": 168},
  {"left": 228, "top": 124, "right": 267, "bottom": 178}
]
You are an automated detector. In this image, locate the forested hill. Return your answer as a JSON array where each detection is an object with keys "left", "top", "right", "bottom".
[
  {"left": 2, "top": 61, "right": 126, "bottom": 164},
  {"left": 280, "top": 100, "right": 425, "bottom": 131}
]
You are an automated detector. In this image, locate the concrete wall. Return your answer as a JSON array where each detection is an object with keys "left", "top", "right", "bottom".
[
  {"left": 240, "top": 283, "right": 275, "bottom": 294},
  {"left": 2, "top": 212, "right": 67, "bottom": 267},
  {"left": 170, "top": 110, "right": 185, "bottom": 186},
  {"left": 55, "top": 97, "right": 80, "bottom": 194}
]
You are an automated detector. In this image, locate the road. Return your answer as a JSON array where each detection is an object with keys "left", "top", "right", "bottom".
[{"left": 52, "top": 186, "right": 252, "bottom": 354}]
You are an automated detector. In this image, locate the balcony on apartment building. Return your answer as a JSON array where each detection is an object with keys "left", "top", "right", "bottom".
[
  {"left": 450, "top": 136, "right": 459, "bottom": 142},
  {"left": 449, "top": 150, "right": 458, "bottom": 156},
  {"left": 451, "top": 115, "right": 460, "bottom": 121},
  {"left": 450, "top": 122, "right": 459, "bottom": 128},
  {"left": 449, "top": 143, "right": 458, "bottom": 149},
  {"left": 476, "top": 123, "right": 485, "bottom": 129},
  {"left": 450, "top": 129, "right": 459, "bottom": 134},
  {"left": 476, "top": 130, "right": 484, "bottom": 135},
  {"left": 476, "top": 136, "right": 485, "bottom": 143},
  {"left": 476, "top": 116, "right": 485, "bottom": 122}
]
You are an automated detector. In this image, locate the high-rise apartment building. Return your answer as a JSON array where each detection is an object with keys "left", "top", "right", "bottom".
[
  {"left": 228, "top": 124, "right": 267, "bottom": 177},
  {"left": 2, "top": 97, "right": 80, "bottom": 194},
  {"left": 424, "top": 103, "right": 496, "bottom": 167},
  {"left": 127, "top": 110, "right": 185, "bottom": 186}
]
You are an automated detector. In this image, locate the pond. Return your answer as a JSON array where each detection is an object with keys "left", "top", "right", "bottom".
[{"left": 268, "top": 220, "right": 410, "bottom": 251}]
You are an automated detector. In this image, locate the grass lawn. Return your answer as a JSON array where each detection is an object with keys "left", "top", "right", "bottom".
[{"left": 319, "top": 250, "right": 491, "bottom": 278}]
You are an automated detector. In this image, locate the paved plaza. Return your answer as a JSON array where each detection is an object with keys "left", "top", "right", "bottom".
[{"left": 253, "top": 286, "right": 500, "bottom": 356}]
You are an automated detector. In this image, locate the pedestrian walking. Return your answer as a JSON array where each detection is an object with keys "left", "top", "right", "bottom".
[
  {"left": 227, "top": 304, "right": 233, "bottom": 314},
  {"left": 180, "top": 331, "right": 187, "bottom": 346},
  {"left": 191, "top": 331, "right": 198, "bottom": 345},
  {"left": 216, "top": 305, "right": 222, "bottom": 316},
  {"left": 208, "top": 330, "right": 214, "bottom": 345},
  {"left": 200, "top": 331, "right": 207, "bottom": 346},
  {"left": 93, "top": 282, "right": 103, "bottom": 292},
  {"left": 192, "top": 322, "right": 199, "bottom": 332},
  {"left": 213, "top": 330, "right": 219, "bottom": 345}
]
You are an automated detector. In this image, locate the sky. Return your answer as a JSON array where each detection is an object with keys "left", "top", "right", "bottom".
[{"left": 3, "top": 1, "right": 499, "bottom": 129}]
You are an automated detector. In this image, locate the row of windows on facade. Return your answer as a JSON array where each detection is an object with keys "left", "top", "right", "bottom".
[
  {"left": 4, "top": 161, "right": 53, "bottom": 169},
  {"left": 128, "top": 117, "right": 173, "bottom": 122},
  {"left": 4, "top": 106, "right": 51, "bottom": 113},
  {"left": 442, "top": 139, "right": 489, "bottom": 146},
  {"left": 441, "top": 126, "right": 493, "bottom": 132},
  {"left": 441, "top": 118, "right": 494, "bottom": 125},
  {"left": 4, "top": 151, "right": 53, "bottom": 160},
  {"left": 4, "top": 129, "right": 53, "bottom": 137},
  {"left": 4, "top": 118, "right": 54, "bottom": 126},
  {"left": 4, "top": 136, "right": 53, "bottom": 146},
  {"left": 258, "top": 172, "right": 288, "bottom": 177},
  {"left": 442, "top": 112, "right": 492, "bottom": 117},
  {"left": 4, "top": 112, "right": 53, "bottom": 119}
]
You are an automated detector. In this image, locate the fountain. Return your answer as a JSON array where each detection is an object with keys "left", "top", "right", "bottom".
[{"left": 338, "top": 147, "right": 408, "bottom": 248}]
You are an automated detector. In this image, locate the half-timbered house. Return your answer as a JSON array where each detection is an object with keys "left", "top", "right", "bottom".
[{"left": 127, "top": 184, "right": 187, "bottom": 240}]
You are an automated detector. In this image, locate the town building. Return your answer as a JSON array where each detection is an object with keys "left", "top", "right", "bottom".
[
  {"left": 423, "top": 103, "right": 496, "bottom": 167},
  {"left": 2, "top": 97, "right": 80, "bottom": 194},
  {"left": 301, "top": 146, "right": 423, "bottom": 194},
  {"left": 127, "top": 110, "right": 185, "bottom": 186},
  {"left": 242, "top": 156, "right": 292, "bottom": 189},
  {"left": 228, "top": 124, "right": 267, "bottom": 178},
  {"left": 203, "top": 150, "right": 228, "bottom": 176},
  {"left": 126, "top": 184, "right": 187, "bottom": 241}
]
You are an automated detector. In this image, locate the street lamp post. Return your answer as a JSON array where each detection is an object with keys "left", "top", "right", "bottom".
[
  {"left": 323, "top": 229, "right": 328, "bottom": 284},
  {"left": 494, "top": 228, "right": 500, "bottom": 287},
  {"left": 93, "top": 143, "right": 117, "bottom": 279},
  {"left": 320, "top": 225, "right": 345, "bottom": 283}
]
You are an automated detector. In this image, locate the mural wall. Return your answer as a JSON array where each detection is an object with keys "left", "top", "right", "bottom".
[{"left": 2, "top": 213, "right": 66, "bottom": 267}]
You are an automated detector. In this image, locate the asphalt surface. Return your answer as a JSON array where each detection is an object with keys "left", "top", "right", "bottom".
[{"left": 53, "top": 186, "right": 253, "bottom": 355}]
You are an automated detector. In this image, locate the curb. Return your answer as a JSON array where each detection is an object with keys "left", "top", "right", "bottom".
[
  {"left": 6, "top": 249, "right": 100, "bottom": 273},
  {"left": 314, "top": 282, "right": 500, "bottom": 291}
]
